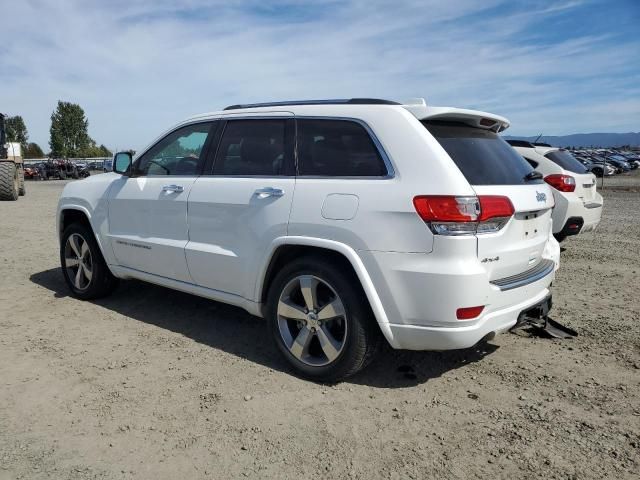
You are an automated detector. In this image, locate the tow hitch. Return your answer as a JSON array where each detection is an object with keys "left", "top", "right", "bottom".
[{"left": 511, "top": 295, "right": 578, "bottom": 339}]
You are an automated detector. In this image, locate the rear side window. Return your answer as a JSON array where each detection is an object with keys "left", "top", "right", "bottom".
[
  {"left": 213, "top": 119, "right": 287, "bottom": 176},
  {"left": 297, "top": 119, "right": 387, "bottom": 177},
  {"left": 544, "top": 150, "right": 588, "bottom": 174},
  {"left": 424, "top": 121, "right": 539, "bottom": 185}
]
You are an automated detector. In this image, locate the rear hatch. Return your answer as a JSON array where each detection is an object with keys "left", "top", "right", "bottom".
[
  {"left": 543, "top": 150, "right": 598, "bottom": 203},
  {"left": 425, "top": 121, "right": 554, "bottom": 280}
]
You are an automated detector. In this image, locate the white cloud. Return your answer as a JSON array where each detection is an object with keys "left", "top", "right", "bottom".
[{"left": 1, "top": 0, "right": 637, "bottom": 150}]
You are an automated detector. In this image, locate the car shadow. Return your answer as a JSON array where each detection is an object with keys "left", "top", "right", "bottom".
[{"left": 30, "top": 267, "right": 498, "bottom": 388}]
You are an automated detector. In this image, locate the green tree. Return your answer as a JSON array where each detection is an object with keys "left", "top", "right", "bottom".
[
  {"left": 98, "top": 144, "right": 112, "bottom": 157},
  {"left": 49, "top": 101, "right": 91, "bottom": 157},
  {"left": 24, "top": 142, "right": 45, "bottom": 158},
  {"left": 78, "top": 139, "right": 112, "bottom": 158},
  {"left": 5, "top": 115, "right": 29, "bottom": 150}
]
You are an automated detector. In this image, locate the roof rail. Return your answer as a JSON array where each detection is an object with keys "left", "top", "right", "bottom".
[
  {"left": 506, "top": 139, "right": 535, "bottom": 148},
  {"left": 223, "top": 98, "right": 400, "bottom": 110}
]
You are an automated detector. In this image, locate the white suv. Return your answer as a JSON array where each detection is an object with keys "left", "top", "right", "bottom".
[
  {"left": 508, "top": 141, "right": 603, "bottom": 242},
  {"left": 57, "top": 98, "right": 559, "bottom": 382}
]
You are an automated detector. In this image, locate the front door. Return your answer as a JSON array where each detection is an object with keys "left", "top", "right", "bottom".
[
  {"left": 107, "top": 121, "right": 217, "bottom": 282},
  {"left": 186, "top": 117, "right": 295, "bottom": 300}
]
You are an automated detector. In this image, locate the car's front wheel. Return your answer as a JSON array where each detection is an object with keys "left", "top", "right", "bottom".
[
  {"left": 60, "top": 223, "right": 119, "bottom": 300},
  {"left": 266, "top": 256, "right": 382, "bottom": 383}
]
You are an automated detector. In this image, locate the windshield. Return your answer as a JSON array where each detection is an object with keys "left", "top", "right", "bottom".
[
  {"left": 544, "top": 150, "right": 588, "bottom": 174},
  {"left": 424, "top": 121, "right": 540, "bottom": 185}
]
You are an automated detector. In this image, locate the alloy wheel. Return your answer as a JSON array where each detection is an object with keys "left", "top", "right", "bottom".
[
  {"left": 64, "top": 233, "right": 93, "bottom": 291},
  {"left": 277, "top": 275, "right": 347, "bottom": 367}
]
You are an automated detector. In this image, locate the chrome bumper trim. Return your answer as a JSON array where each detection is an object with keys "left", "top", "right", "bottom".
[{"left": 490, "top": 259, "right": 555, "bottom": 291}]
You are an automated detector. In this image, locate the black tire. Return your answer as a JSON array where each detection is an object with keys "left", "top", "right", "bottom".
[
  {"left": 0, "top": 162, "right": 19, "bottom": 201},
  {"left": 18, "top": 169, "right": 26, "bottom": 196},
  {"left": 554, "top": 233, "right": 567, "bottom": 243},
  {"left": 60, "top": 223, "right": 119, "bottom": 300},
  {"left": 266, "top": 256, "right": 382, "bottom": 383}
]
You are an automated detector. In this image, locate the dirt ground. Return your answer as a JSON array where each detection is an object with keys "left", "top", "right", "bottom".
[{"left": 1, "top": 174, "right": 639, "bottom": 480}]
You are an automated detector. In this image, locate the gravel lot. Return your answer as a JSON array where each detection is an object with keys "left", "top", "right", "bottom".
[{"left": 1, "top": 174, "right": 639, "bottom": 479}]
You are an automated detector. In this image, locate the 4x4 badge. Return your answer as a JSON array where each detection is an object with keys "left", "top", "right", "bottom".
[{"left": 536, "top": 191, "right": 547, "bottom": 202}]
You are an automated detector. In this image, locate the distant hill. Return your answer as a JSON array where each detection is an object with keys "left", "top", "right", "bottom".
[{"left": 503, "top": 132, "right": 640, "bottom": 148}]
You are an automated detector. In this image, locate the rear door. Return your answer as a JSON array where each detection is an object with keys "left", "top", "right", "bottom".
[
  {"left": 186, "top": 116, "right": 295, "bottom": 299},
  {"left": 425, "top": 122, "right": 554, "bottom": 280}
]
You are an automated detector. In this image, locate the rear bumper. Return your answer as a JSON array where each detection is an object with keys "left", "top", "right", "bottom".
[
  {"left": 359, "top": 247, "right": 556, "bottom": 351},
  {"left": 552, "top": 192, "right": 603, "bottom": 235},
  {"left": 578, "top": 199, "right": 603, "bottom": 233},
  {"left": 387, "top": 288, "right": 552, "bottom": 350}
]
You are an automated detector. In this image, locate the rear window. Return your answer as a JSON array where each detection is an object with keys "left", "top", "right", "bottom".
[
  {"left": 424, "top": 121, "right": 540, "bottom": 185},
  {"left": 544, "top": 150, "right": 587, "bottom": 174}
]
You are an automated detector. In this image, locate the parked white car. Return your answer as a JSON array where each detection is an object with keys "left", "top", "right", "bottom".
[
  {"left": 57, "top": 98, "right": 559, "bottom": 381},
  {"left": 508, "top": 141, "right": 603, "bottom": 242}
]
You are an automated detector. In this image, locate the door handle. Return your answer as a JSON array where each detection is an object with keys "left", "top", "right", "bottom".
[
  {"left": 254, "top": 187, "right": 284, "bottom": 198},
  {"left": 162, "top": 184, "right": 184, "bottom": 193}
]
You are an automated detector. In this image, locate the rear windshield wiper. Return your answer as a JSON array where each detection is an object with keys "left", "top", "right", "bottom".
[{"left": 523, "top": 170, "right": 543, "bottom": 182}]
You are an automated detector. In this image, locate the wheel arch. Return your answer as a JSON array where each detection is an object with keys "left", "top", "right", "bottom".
[
  {"left": 256, "top": 237, "right": 397, "bottom": 347},
  {"left": 58, "top": 206, "right": 114, "bottom": 274},
  {"left": 58, "top": 206, "right": 93, "bottom": 240}
]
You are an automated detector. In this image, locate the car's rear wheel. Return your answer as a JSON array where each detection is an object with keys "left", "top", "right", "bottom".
[
  {"left": 266, "top": 256, "right": 381, "bottom": 383},
  {"left": 60, "top": 223, "right": 119, "bottom": 300},
  {"left": 554, "top": 233, "right": 567, "bottom": 243}
]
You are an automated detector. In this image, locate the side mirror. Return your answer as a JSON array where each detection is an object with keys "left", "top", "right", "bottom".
[{"left": 113, "top": 151, "right": 132, "bottom": 175}]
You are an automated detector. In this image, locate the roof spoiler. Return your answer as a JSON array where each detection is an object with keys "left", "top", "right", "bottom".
[
  {"left": 506, "top": 139, "right": 535, "bottom": 148},
  {"left": 401, "top": 98, "right": 510, "bottom": 132}
]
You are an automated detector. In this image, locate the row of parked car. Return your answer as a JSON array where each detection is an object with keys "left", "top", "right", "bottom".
[
  {"left": 24, "top": 159, "right": 91, "bottom": 180},
  {"left": 571, "top": 148, "right": 640, "bottom": 175},
  {"left": 57, "top": 98, "right": 609, "bottom": 381}
]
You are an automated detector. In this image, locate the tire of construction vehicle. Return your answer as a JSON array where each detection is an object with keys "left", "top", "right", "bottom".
[
  {"left": 0, "top": 162, "right": 19, "bottom": 201},
  {"left": 18, "top": 169, "right": 26, "bottom": 196}
]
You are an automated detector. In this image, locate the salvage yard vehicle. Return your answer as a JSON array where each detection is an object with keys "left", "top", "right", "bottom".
[
  {"left": 508, "top": 141, "right": 603, "bottom": 242},
  {"left": 23, "top": 165, "right": 41, "bottom": 180},
  {"left": 0, "top": 113, "right": 26, "bottom": 200},
  {"left": 57, "top": 98, "right": 560, "bottom": 381},
  {"left": 74, "top": 162, "right": 91, "bottom": 178},
  {"left": 576, "top": 158, "right": 616, "bottom": 177}
]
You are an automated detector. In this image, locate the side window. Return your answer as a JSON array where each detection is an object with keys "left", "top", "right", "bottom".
[
  {"left": 297, "top": 119, "right": 387, "bottom": 177},
  {"left": 524, "top": 157, "right": 539, "bottom": 168},
  {"left": 213, "top": 119, "right": 287, "bottom": 176},
  {"left": 135, "top": 122, "right": 214, "bottom": 176}
]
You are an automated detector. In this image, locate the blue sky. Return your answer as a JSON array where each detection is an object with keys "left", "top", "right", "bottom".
[{"left": 1, "top": 0, "right": 639, "bottom": 151}]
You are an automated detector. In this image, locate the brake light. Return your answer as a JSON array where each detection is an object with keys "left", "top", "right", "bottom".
[
  {"left": 478, "top": 196, "right": 515, "bottom": 220},
  {"left": 456, "top": 305, "right": 484, "bottom": 320},
  {"left": 544, "top": 174, "right": 575, "bottom": 192},
  {"left": 413, "top": 195, "right": 514, "bottom": 236}
]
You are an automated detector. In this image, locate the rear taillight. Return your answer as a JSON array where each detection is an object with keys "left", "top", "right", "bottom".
[
  {"left": 544, "top": 174, "right": 575, "bottom": 192},
  {"left": 413, "top": 195, "right": 514, "bottom": 236}
]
